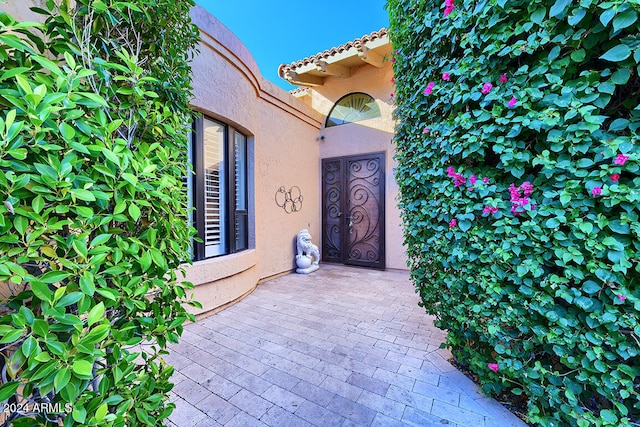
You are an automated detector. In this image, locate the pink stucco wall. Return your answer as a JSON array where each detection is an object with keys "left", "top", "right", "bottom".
[{"left": 188, "top": 7, "right": 323, "bottom": 316}]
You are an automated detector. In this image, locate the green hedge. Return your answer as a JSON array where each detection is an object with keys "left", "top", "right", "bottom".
[
  {"left": 388, "top": 0, "right": 639, "bottom": 425},
  {"left": 0, "top": 1, "right": 199, "bottom": 425}
]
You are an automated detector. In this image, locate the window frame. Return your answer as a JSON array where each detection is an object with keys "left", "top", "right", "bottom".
[{"left": 191, "top": 115, "right": 249, "bottom": 261}]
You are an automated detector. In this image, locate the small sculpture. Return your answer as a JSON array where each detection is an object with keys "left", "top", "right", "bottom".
[{"left": 296, "top": 229, "right": 319, "bottom": 274}]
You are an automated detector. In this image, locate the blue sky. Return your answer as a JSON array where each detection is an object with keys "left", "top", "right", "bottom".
[{"left": 196, "top": 0, "right": 390, "bottom": 91}]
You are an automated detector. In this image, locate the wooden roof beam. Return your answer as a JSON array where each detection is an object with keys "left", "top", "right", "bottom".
[
  {"left": 284, "top": 70, "right": 325, "bottom": 87},
  {"left": 357, "top": 46, "right": 385, "bottom": 68},
  {"left": 313, "top": 60, "right": 351, "bottom": 78}
]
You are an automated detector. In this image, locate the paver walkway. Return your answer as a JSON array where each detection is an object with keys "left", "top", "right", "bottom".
[{"left": 166, "top": 264, "right": 527, "bottom": 427}]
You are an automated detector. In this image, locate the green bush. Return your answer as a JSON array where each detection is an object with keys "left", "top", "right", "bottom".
[
  {"left": 388, "top": 0, "right": 639, "bottom": 425},
  {"left": 0, "top": 1, "right": 199, "bottom": 425}
]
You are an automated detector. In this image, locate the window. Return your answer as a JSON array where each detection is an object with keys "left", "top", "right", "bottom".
[
  {"left": 325, "top": 92, "right": 381, "bottom": 127},
  {"left": 189, "top": 116, "right": 249, "bottom": 260}
]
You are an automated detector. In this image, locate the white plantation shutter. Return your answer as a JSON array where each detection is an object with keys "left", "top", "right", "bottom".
[
  {"left": 234, "top": 132, "right": 247, "bottom": 251},
  {"left": 203, "top": 119, "right": 227, "bottom": 257}
]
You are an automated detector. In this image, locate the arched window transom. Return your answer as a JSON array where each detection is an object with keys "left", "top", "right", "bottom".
[{"left": 325, "top": 92, "right": 381, "bottom": 127}]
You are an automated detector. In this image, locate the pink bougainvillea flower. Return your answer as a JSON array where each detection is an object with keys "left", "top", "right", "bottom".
[
  {"left": 610, "top": 173, "right": 620, "bottom": 182},
  {"left": 499, "top": 73, "right": 508, "bottom": 83},
  {"left": 391, "top": 77, "right": 395, "bottom": 83},
  {"left": 442, "top": 72, "right": 451, "bottom": 81},
  {"left": 482, "top": 177, "right": 490, "bottom": 184},
  {"left": 469, "top": 174, "right": 477, "bottom": 185},
  {"left": 446, "top": 167, "right": 456, "bottom": 177},
  {"left": 390, "top": 93, "right": 394, "bottom": 97},
  {"left": 481, "top": 82, "right": 493, "bottom": 95},
  {"left": 391, "top": 58, "right": 396, "bottom": 63},
  {"left": 618, "top": 294, "right": 627, "bottom": 302},
  {"left": 520, "top": 181, "right": 534, "bottom": 197},
  {"left": 509, "top": 182, "right": 535, "bottom": 216},
  {"left": 508, "top": 97, "right": 517, "bottom": 107},
  {"left": 449, "top": 218, "right": 457, "bottom": 228},
  {"left": 453, "top": 174, "right": 466, "bottom": 187},
  {"left": 488, "top": 363, "right": 499, "bottom": 373},
  {"left": 614, "top": 154, "right": 629, "bottom": 165},
  {"left": 483, "top": 206, "right": 499, "bottom": 215},
  {"left": 592, "top": 186, "right": 602, "bottom": 196},
  {"left": 424, "top": 81, "right": 436, "bottom": 95},
  {"left": 423, "top": 127, "right": 430, "bottom": 134},
  {"left": 444, "top": 0, "right": 455, "bottom": 16}
]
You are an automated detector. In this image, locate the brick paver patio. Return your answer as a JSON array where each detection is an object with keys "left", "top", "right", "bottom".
[{"left": 166, "top": 264, "right": 527, "bottom": 426}]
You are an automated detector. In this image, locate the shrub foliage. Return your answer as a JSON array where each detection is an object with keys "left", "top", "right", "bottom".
[
  {"left": 388, "top": 0, "right": 639, "bottom": 425},
  {"left": 0, "top": 0, "right": 199, "bottom": 425}
]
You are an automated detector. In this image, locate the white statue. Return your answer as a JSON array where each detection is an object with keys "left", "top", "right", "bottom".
[{"left": 296, "top": 229, "right": 319, "bottom": 274}]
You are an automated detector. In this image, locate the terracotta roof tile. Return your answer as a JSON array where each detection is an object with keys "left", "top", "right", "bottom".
[{"left": 280, "top": 28, "right": 388, "bottom": 71}]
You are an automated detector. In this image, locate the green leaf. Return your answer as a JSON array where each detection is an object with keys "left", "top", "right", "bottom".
[
  {"left": 32, "top": 195, "right": 45, "bottom": 214},
  {"left": 31, "top": 55, "right": 64, "bottom": 77},
  {"left": 582, "top": 281, "right": 600, "bottom": 295},
  {"left": 72, "top": 406, "right": 87, "bottom": 424},
  {"left": 600, "top": 409, "right": 618, "bottom": 423},
  {"left": 458, "top": 220, "right": 472, "bottom": 232},
  {"left": 92, "top": 0, "right": 108, "bottom": 13},
  {"left": 570, "top": 49, "right": 586, "bottom": 62},
  {"left": 96, "top": 288, "right": 120, "bottom": 301},
  {"left": 87, "top": 302, "right": 105, "bottom": 326},
  {"left": 31, "top": 281, "right": 53, "bottom": 303},
  {"left": 600, "top": 8, "right": 616, "bottom": 27},
  {"left": 546, "top": 218, "right": 560, "bottom": 228},
  {"left": 70, "top": 188, "right": 96, "bottom": 202},
  {"left": 72, "top": 359, "right": 94, "bottom": 378},
  {"left": 80, "top": 273, "right": 96, "bottom": 295},
  {"left": 607, "top": 250, "right": 624, "bottom": 263},
  {"left": 549, "top": 0, "right": 571, "bottom": 18},
  {"left": 609, "top": 118, "right": 630, "bottom": 131},
  {"left": 76, "top": 206, "right": 94, "bottom": 217},
  {"left": 531, "top": 8, "right": 546, "bottom": 25},
  {"left": 568, "top": 8, "right": 587, "bottom": 25},
  {"left": 575, "top": 296, "right": 593, "bottom": 310},
  {"left": 128, "top": 202, "right": 141, "bottom": 221},
  {"left": 77, "top": 92, "right": 107, "bottom": 106},
  {"left": 600, "top": 44, "right": 632, "bottom": 62},
  {"left": 90, "top": 234, "right": 112, "bottom": 247},
  {"left": 32, "top": 319, "right": 49, "bottom": 336},
  {"left": 0, "top": 381, "right": 21, "bottom": 402},
  {"left": 611, "top": 68, "right": 631, "bottom": 85},
  {"left": 21, "top": 336, "right": 38, "bottom": 357},
  {"left": 39, "top": 270, "right": 71, "bottom": 283},
  {"left": 83, "top": 324, "right": 110, "bottom": 344},
  {"left": 95, "top": 403, "right": 108, "bottom": 422},
  {"left": 0, "top": 327, "right": 24, "bottom": 343},
  {"left": 14, "top": 74, "right": 33, "bottom": 95},
  {"left": 54, "top": 367, "right": 71, "bottom": 392},
  {"left": 608, "top": 220, "right": 630, "bottom": 234},
  {"left": 579, "top": 222, "right": 593, "bottom": 234},
  {"left": 57, "top": 292, "right": 83, "bottom": 308},
  {"left": 612, "top": 10, "right": 637, "bottom": 32},
  {"left": 59, "top": 122, "right": 76, "bottom": 141}
]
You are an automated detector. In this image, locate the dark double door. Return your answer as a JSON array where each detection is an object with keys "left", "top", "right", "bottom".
[{"left": 321, "top": 152, "right": 385, "bottom": 269}]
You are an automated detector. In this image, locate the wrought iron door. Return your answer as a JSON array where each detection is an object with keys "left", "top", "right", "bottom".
[{"left": 321, "top": 152, "right": 385, "bottom": 269}]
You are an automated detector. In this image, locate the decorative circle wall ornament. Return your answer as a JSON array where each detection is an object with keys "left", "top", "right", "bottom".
[{"left": 275, "top": 186, "right": 303, "bottom": 213}]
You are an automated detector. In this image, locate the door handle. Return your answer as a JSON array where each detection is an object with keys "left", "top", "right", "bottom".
[{"left": 346, "top": 216, "right": 353, "bottom": 232}]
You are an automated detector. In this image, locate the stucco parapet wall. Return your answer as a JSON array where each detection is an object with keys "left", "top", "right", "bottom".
[
  {"left": 183, "top": 249, "right": 258, "bottom": 285},
  {"left": 190, "top": 5, "right": 322, "bottom": 129}
]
